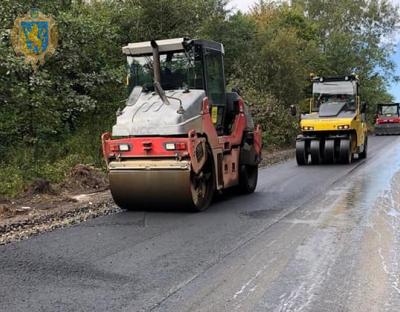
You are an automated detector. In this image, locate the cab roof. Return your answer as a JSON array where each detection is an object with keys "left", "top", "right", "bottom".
[
  {"left": 377, "top": 103, "right": 400, "bottom": 106},
  {"left": 122, "top": 38, "right": 224, "bottom": 56},
  {"left": 311, "top": 75, "right": 359, "bottom": 83}
]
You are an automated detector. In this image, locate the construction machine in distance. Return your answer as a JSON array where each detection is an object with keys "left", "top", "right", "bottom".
[
  {"left": 375, "top": 103, "right": 400, "bottom": 135},
  {"left": 101, "top": 38, "right": 262, "bottom": 211},
  {"left": 293, "top": 74, "right": 368, "bottom": 165}
]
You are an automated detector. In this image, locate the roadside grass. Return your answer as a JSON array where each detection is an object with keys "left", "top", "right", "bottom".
[
  {"left": 0, "top": 109, "right": 118, "bottom": 199},
  {"left": 0, "top": 135, "right": 105, "bottom": 199}
]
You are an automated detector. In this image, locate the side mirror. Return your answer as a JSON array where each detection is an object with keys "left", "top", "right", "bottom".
[
  {"left": 361, "top": 102, "right": 367, "bottom": 113},
  {"left": 232, "top": 86, "right": 242, "bottom": 96},
  {"left": 290, "top": 105, "right": 297, "bottom": 116}
]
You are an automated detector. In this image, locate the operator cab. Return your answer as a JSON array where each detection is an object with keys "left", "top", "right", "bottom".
[
  {"left": 310, "top": 75, "right": 361, "bottom": 117},
  {"left": 123, "top": 38, "right": 235, "bottom": 134},
  {"left": 376, "top": 103, "right": 400, "bottom": 118}
]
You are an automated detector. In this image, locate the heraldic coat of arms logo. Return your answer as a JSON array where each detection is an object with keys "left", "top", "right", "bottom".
[{"left": 11, "top": 9, "right": 58, "bottom": 70}]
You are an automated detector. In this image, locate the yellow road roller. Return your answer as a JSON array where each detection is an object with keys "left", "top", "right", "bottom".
[{"left": 293, "top": 75, "right": 368, "bottom": 165}]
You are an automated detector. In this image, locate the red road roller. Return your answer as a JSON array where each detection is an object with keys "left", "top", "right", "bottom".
[
  {"left": 375, "top": 103, "right": 400, "bottom": 135},
  {"left": 101, "top": 38, "right": 262, "bottom": 211}
]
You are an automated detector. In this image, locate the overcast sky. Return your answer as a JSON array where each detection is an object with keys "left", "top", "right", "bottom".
[
  {"left": 228, "top": 0, "right": 254, "bottom": 12},
  {"left": 229, "top": 0, "right": 400, "bottom": 101}
]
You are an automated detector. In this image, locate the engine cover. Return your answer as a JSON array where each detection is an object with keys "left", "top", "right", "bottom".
[{"left": 112, "top": 89, "right": 205, "bottom": 137}]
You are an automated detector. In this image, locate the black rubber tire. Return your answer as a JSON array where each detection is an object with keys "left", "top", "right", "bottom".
[
  {"left": 296, "top": 140, "right": 308, "bottom": 166},
  {"left": 339, "top": 139, "right": 352, "bottom": 164},
  {"left": 189, "top": 150, "right": 215, "bottom": 212},
  {"left": 324, "top": 139, "right": 335, "bottom": 164},
  {"left": 310, "top": 140, "right": 321, "bottom": 165},
  {"left": 359, "top": 137, "right": 368, "bottom": 159},
  {"left": 239, "top": 165, "right": 258, "bottom": 194}
]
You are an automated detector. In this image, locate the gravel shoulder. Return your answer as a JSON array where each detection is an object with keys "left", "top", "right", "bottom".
[{"left": 0, "top": 191, "right": 120, "bottom": 245}]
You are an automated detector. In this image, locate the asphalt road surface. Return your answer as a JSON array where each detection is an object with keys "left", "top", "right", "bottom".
[{"left": 2, "top": 135, "right": 400, "bottom": 312}]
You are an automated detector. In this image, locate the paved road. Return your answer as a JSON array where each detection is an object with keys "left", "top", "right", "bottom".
[{"left": 2, "top": 136, "right": 400, "bottom": 312}]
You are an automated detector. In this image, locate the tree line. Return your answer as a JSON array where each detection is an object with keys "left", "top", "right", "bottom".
[{"left": 0, "top": 0, "right": 398, "bottom": 197}]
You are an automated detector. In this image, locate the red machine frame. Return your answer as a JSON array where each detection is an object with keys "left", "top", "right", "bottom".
[{"left": 102, "top": 96, "right": 262, "bottom": 191}]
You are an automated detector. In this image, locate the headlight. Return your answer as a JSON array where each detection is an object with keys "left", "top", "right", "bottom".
[
  {"left": 337, "top": 125, "right": 350, "bottom": 130},
  {"left": 165, "top": 143, "right": 176, "bottom": 150},
  {"left": 110, "top": 143, "right": 131, "bottom": 152},
  {"left": 118, "top": 143, "right": 131, "bottom": 151},
  {"left": 302, "top": 126, "right": 314, "bottom": 131},
  {"left": 165, "top": 142, "right": 187, "bottom": 151}
]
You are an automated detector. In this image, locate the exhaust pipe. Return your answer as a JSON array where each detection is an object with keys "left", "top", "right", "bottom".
[
  {"left": 151, "top": 40, "right": 171, "bottom": 106},
  {"left": 151, "top": 40, "right": 161, "bottom": 84}
]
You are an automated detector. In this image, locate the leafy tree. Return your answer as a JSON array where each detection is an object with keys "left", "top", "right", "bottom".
[
  {"left": 292, "top": 0, "right": 398, "bottom": 116},
  {"left": 202, "top": 11, "right": 257, "bottom": 76},
  {"left": 239, "top": 3, "right": 320, "bottom": 106}
]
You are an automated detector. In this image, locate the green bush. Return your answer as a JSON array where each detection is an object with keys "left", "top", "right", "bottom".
[{"left": 0, "top": 165, "right": 26, "bottom": 198}]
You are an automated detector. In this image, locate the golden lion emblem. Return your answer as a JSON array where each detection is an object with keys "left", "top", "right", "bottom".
[{"left": 11, "top": 10, "right": 58, "bottom": 70}]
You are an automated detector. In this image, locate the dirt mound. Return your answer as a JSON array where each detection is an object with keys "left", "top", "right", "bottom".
[
  {"left": 25, "top": 179, "right": 56, "bottom": 196},
  {"left": 62, "top": 164, "right": 109, "bottom": 194}
]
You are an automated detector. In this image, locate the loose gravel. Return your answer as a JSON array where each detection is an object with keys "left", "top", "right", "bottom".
[{"left": 0, "top": 198, "right": 121, "bottom": 245}]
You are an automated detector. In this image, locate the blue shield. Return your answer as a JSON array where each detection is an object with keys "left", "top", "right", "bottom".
[{"left": 21, "top": 21, "right": 49, "bottom": 54}]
